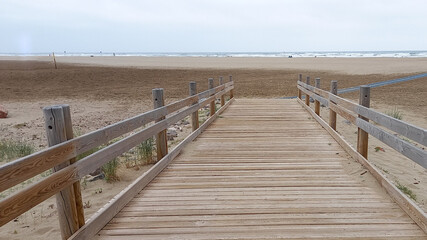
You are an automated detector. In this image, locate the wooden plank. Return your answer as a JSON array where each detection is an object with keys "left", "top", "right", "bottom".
[
  {"left": 329, "top": 81, "right": 338, "bottom": 130},
  {"left": 297, "top": 85, "right": 329, "bottom": 107},
  {"left": 356, "top": 119, "right": 427, "bottom": 168},
  {"left": 0, "top": 87, "right": 234, "bottom": 227},
  {"left": 110, "top": 212, "right": 409, "bottom": 222},
  {"left": 61, "top": 105, "right": 85, "bottom": 228},
  {"left": 43, "top": 106, "right": 79, "bottom": 239},
  {"left": 297, "top": 74, "right": 302, "bottom": 99},
  {"left": 68, "top": 98, "right": 235, "bottom": 239},
  {"left": 328, "top": 102, "right": 356, "bottom": 124},
  {"left": 208, "top": 78, "right": 216, "bottom": 116},
  {"left": 189, "top": 82, "right": 199, "bottom": 131},
  {"left": 357, "top": 86, "right": 370, "bottom": 158},
  {"left": 95, "top": 231, "right": 425, "bottom": 240},
  {"left": 305, "top": 76, "right": 310, "bottom": 106},
  {"left": 219, "top": 77, "right": 225, "bottom": 106},
  {"left": 297, "top": 98, "right": 427, "bottom": 234},
  {"left": 298, "top": 81, "right": 329, "bottom": 99},
  {"left": 229, "top": 76, "right": 234, "bottom": 99},
  {"left": 0, "top": 84, "right": 233, "bottom": 193},
  {"left": 314, "top": 78, "right": 321, "bottom": 115},
  {"left": 153, "top": 88, "right": 168, "bottom": 161},
  {"left": 355, "top": 104, "right": 427, "bottom": 146}
]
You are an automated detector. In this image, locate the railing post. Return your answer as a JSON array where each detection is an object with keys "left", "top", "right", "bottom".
[
  {"left": 219, "top": 76, "right": 225, "bottom": 106},
  {"left": 357, "top": 86, "right": 370, "bottom": 159},
  {"left": 43, "top": 105, "right": 79, "bottom": 240},
  {"left": 61, "top": 105, "right": 85, "bottom": 228},
  {"left": 314, "top": 78, "right": 321, "bottom": 115},
  {"left": 229, "top": 75, "right": 234, "bottom": 99},
  {"left": 208, "top": 78, "right": 216, "bottom": 116},
  {"left": 189, "top": 82, "right": 199, "bottom": 131},
  {"left": 152, "top": 88, "right": 168, "bottom": 161},
  {"left": 305, "top": 76, "right": 310, "bottom": 106},
  {"left": 297, "top": 74, "right": 302, "bottom": 99},
  {"left": 329, "top": 81, "right": 338, "bottom": 130}
]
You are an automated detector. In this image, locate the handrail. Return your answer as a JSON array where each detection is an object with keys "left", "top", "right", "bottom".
[
  {"left": 297, "top": 80, "right": 426, "bottom": 169},
  {"left": 296, "top": 76, "right": 427, "bottom": 234},
  {"left": 0, "top": 78, "right": 234, "bottom": 236},
  {"left": 0, "top": 81, "right": 232, "bottom": 193}
]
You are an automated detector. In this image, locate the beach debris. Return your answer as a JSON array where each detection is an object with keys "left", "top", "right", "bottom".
[
  {"left": 84, "top": 200, "right": 91, "bottom": 209},
  {"left": 360, "top": 170, "right": 367, "bottom": 175},
  {"left": 374, "top": 146, "right": 385, "bottom": 152},
  {"left": 414, "top": 178, "right": 420, "bottom": 184},
  {"left": 0, "top": 105, "right": 8, "bottom": 118},
  {"left": 180, "top": 119, "right": 190, "bottom": 126},
  {"left": 90, "top": 167, "right": 102, "bottom": 176},
  {"left": 167, "top": 128, "right": 178, "bottom": 140},
  {"left": 88, "top": 173, "right": 105, "bottom": 182}
]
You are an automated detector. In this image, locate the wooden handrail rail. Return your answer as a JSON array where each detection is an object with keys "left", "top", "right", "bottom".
[
  {"left": 298, "top": 80, "right": 427, "bottom": 146},
  {"left": 297, "top": 80, "right": 427, "bottom": 169},
  {"left": 0, "top": 81, "right": 233, "bottom": 193},
  {"left": 0, "top": 80, "right": 234, "bottom": 229}
]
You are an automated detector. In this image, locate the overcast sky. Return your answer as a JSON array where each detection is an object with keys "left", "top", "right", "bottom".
[{"left": 1, "top": 0, "right": 426, "bottom": 53}]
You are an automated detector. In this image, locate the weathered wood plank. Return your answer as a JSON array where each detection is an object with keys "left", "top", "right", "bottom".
[
  {"left": 297, "top": 98, "right": 427, "bottom": 234},
  {"left": 0, "top": 86, "right": 234, "bottom": 227},
  {"left": 356, "top": 118, "right": 427, "bottom": 168},
  {"left": 0, "top": 83, "right": 233, "bottom": 193},
  {"left": 68, "top": 98, "right": 235, "bottom": 239},
  {"left": 355, "top": 104, "right": 427, "bottom": 146}
]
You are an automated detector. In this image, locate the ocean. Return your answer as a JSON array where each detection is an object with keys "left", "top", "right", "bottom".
[{"left": 1, "top": 51, "right": 426, "bottom": 58}]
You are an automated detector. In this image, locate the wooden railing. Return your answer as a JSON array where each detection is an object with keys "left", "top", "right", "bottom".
[
  {"left": 296, "top": 74, "right": 427, "bottom": 233},
  {"left": 0, "top": 76, "right": 235, "bottom": 239},
  {"left": 297, "top": 76, "right": 426, "bottom": 168}
]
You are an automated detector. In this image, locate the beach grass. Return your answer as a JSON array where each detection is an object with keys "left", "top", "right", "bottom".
[
  {"left": 385, "top": 107, "right": 403, "bottom": 120},
  {"left": 0, "top": 140, "right": 34, "bottom": 162}
]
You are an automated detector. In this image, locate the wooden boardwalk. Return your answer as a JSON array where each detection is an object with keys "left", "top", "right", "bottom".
[{"left": 95, "top": 99, "right": 426, "bottom": 239}]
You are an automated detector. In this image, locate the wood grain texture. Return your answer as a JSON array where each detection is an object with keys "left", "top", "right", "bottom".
[
  {"left": 0, "top": 81, "right": 234, "bottom": 193},
  {"left": 329, "top": 81, "right": 338, "bottom": 130},
  {"left": 0, "top": 84, "right": 234, "bottom": 228},
  {"left": 61, "top": 105, "right": 85, "bottom": 228},
  {"left": 314, "top": 78, "right": 321, "bottom": 115},
  {"left": 305, "top": 76, "right": 311, "bottom": 106},
  {"left": 69, "top": 98, "right": 236, "bottom": 240},
  {"left": 298, "top": 98, "right": 427, "bottom": 235},
  {"left": 219, "top": 77, "right": 225, "bottom": 106},
  {"left": 92, "top": 99, "right": 426, "bottom": 240},
  {"left": 43, "top": 106, "right": 79, "bottom": 239},
  {"left": 189, "top": 82, "right": 199, "bottom": 131},
  {"left": 357, "top": 86, "right": 370, "bottom": 159},
  {"left": 153, "top": 88, "right": 168, "bottom": 161},
  {"left": 208, "top": 78, "right": 216, "bottom": 116}
]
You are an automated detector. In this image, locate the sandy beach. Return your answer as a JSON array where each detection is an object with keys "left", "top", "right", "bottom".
[
  {"left": 0, "top": 57, "right": 426, "bottom": 239},
  {"left": 2, "top": 56, "right": 427, "bottom": 75}
]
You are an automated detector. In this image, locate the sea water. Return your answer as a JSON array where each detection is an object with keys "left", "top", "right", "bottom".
[{"left": 1, "top": 51, "right": 427, "bottom": 58}]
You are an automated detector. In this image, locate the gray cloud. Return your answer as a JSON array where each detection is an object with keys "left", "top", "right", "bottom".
[{"left": 1, "top": 0, "right": 426, "bottom": 53}]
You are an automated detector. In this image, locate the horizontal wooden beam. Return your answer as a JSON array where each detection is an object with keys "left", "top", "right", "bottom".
[
  {"left": 69, "top": 98, "right": 235, "bottom": 240},
  {"left": 297, "top": 98, "right": 427, "bottom": 234},
  {"left": 355, "top": 105, "right": 427, "bottom": 147},
  {"left": 0, "top": 82, "right": 234, "bottom": 193},
  {"left": 329, "top": 102, "right": 357, "bottom": 125},
  {"left": 356, "top": 119, "right": 427, "bottom": 169},
  {"left": 0, "top": 85, "right": 234, "bottom": 227},
  {"left": 299, "top": 80, "right": 426, "bottom": 147},
  {"left": 297, "top": 85, "right": 329, "bottom": 107}
]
